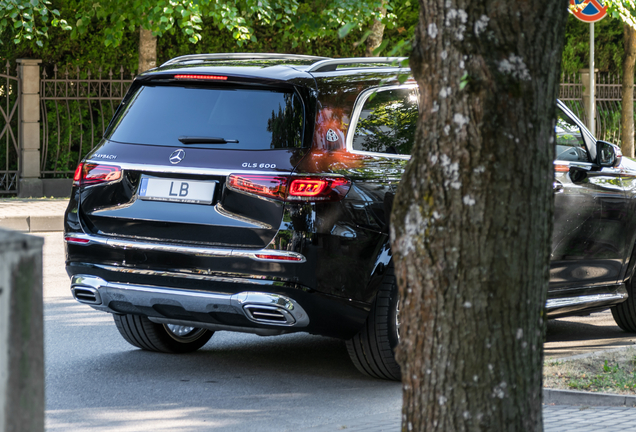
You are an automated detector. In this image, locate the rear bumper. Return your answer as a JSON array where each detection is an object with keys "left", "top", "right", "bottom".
[
  {"left": 66, "top": 262, "right": 370, "bottom": 339},
  {"left": 72, "top": 274, "right": 309, "bottom": 335}
]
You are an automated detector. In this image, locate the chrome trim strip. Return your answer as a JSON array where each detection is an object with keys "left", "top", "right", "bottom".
[
  {"left": 85, "top": 263, "right": 274, "bottom": 286},
  {"left": 546, "top": 288, "right": 628, "bottom": 311},
  {"left": 65, "top": 233, "right": 306, "bottom": 263},
  {"left": 214, "top": 203, "right": 273, "bottom": 230},
  {"left": 345, "top": 84, "right": 418, "bottom": 160},
  {"left": 83, "top": 161, "right": 293, "bottom": 177},
  {"left": 70, "top": 275, "right": 309, "bottom": 328}
]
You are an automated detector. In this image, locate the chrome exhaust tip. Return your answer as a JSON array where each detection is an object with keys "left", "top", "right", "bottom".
[{"left": 71, "top": 286, "right": 102, "bottom": 305}]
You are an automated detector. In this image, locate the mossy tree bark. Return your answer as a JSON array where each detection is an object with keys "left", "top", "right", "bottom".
[
  {"left": 622, "top": 24, "right": 636, "bottom": 158},
  {"left": 390, "top": 1, "right": 569, "bottom": 430},
  {"left": 138, "top": 27, "right": 157, "bottom": 74},
  {"left": 365, "top": 1, "right": 387, "bottom": 57}
]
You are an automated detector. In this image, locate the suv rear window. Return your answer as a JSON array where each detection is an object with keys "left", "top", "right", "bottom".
[{"left": 106, "top": 85, "right": 304, "bottom": 150}]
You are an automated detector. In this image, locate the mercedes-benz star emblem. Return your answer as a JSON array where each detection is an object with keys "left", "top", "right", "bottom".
[{"left": 169, "top": 149, "right": 186, "bottom": 164}]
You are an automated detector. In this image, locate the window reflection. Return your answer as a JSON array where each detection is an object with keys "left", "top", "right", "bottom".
[
  {"left": 555, "top": 107, "right": 589, "bottom": 162},
  {"left": 353, "top": 88, "right": 418, "bottom": 155}
]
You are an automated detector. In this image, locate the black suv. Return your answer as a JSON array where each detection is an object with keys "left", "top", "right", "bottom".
[{"left": 65, "top": 53, "right": 634, "bottom": 381}]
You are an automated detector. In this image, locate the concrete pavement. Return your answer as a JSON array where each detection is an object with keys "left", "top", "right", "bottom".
[
  {"left": 309, "top": 406, "right": 636, "bottom": 431},
  {"left": 12, "top": 200, "right": 636, "bottom": 430},
  {"left": 0, "top": 198, "right": 68, "bottom": 232}
]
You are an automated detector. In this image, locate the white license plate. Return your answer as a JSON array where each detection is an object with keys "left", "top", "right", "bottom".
[{"left": 138, "top": 177, "right": 216, "bottom": 204}]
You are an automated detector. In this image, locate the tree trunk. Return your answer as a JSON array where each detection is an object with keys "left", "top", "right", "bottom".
[
  {"left": 622, "top": 25, "right": 636, "bottom": 158},
  {"left": 365, "top": 1, "right": 387, "bottom": 57},
  {"left": 391, "top": 2, "right": 569, "bottom": 431},
  {"left": 138, "top": 26, "right": 157, "bottom": 74}
]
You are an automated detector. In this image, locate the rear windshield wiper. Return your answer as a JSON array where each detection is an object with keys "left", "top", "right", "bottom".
[{"left": 178, "top": 136, "right": 239, "bottom": 144}]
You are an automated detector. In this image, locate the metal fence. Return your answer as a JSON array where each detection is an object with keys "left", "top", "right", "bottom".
[
  {"left": 559, "top": 73, "right": 626, "bottom": 145},
  {"left": 40, "top": 65, "right": 135, "bottom": 177},
  {"left": 0, "top": 62, "right": 20, "bottom": 194},
  {"left": 0, "top": 65, "right": 632, "bottom": 192}
]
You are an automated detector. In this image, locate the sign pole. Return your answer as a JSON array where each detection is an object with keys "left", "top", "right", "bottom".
[
  {"left": 590, "top": 22, "right": 595, "bottom": 137},
  {"left": 569, "top": 0, "right": 607, "bottom": 136}
]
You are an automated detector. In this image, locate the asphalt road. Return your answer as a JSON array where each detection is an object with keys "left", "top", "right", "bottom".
[
  {"left": 39, "top": 232, "right": 402, "bottom": 432},
  {"left": 545, "top": 310, "right": 636, "bottom": 359},
  {"left": 39, "top": 231, "right": 636, "bottom": 431}
]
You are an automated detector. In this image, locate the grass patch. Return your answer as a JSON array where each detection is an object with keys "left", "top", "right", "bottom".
[{"left": 544, "top": 348, "right": 636, "bottom": 394}]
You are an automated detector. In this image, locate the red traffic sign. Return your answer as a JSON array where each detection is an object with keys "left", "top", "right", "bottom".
[{"left": 569, "top": 0, "right": 608, "bottom": 23}]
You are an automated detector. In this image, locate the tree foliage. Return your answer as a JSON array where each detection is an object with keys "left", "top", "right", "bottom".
[
  {"left": 1, "top": 0, "right": 394, "bottom": 49},
  {"left": 0, "top": 0, "right": 70, "bottom": 45}
]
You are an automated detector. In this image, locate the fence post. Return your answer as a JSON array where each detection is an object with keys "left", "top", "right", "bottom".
[
  {"left": 0, "top": 229, "right": 44, "bottom": 432},
  {"left": 16, "top": 59, "right": 43, "bottom": 198}
]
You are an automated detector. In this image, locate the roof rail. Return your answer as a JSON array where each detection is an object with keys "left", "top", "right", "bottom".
[
  {"left": 307, "top": 57, "right": 408, "bottom": 73},
  {"left": 161, "top": 53, "right": 330, "bottom": 67}
]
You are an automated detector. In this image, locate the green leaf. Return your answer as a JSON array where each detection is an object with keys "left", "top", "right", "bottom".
[
  {"left": 372, "top": 39, "right": 389, "bottom": 56},
  {"left": 459, "top": 72, "right": 469, "bottom": 90},
  {"left": 338, "top": 22, "right": 355, "bottom": 39},
  {"left": 51, "top": 8, "right": 60, "bottom": 16},
  {"left": 36, "top": 39, "right": 43, "bottom": 47}
]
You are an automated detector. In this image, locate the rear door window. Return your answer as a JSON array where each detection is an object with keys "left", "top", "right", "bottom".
[
  {"left": 351, "top": 86, "right": 418, "bottom": 156},
  {"left": 107, "top": 85, "right": 304, "bottom": 149}
]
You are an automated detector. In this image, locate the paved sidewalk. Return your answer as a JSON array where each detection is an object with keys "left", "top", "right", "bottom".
[
  {"left": 7, "top": 198, "right": 636, "bottom": 431},
  {"left": 307, "top": 405, "right": 636, "bottom": 431},
  {"left": 0, "top": 198, "right": 68, "bottom": 232}
]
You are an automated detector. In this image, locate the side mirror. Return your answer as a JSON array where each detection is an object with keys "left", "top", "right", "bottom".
[{"left": 596, "top": 140, "right": 622, "bottom": 168}]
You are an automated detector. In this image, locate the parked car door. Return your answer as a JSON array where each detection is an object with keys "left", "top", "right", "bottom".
[{"left": 550, "top": 102, "right": 628, "bottom": 292}]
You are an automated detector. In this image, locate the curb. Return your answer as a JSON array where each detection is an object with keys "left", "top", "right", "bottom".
[
  {"left": 0, "top": 215, "right": 63, "bottom": 232},
  {"left": 543, "top": 388, "right": 636, "bottom": 407}
]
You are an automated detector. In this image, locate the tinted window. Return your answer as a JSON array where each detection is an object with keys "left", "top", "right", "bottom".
[
  {"left": 107, "top": 85, "right": 304, "bottom": 149},
  {"left": 352, "top": 87, "right": 418, "bottom": 155},
  {"left": 555, "top": 107, "right": 589, "bottom": 162}
]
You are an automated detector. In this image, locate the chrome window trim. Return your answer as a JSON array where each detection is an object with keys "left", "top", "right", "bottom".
[
  {"left": 345, "top": 83, "right": 418, "bottom": 160},
  {"left": 65, "top": 233, "right": 306, "bottom": 263}
]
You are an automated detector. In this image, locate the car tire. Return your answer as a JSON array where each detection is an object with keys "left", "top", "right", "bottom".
[
  {"left": 611, "top": 276, "right": 636, "bottom": 332},
  {"left": 113, "top": 314, "right": 214, "bottom": 353},
  {"left": 346, "top": 263, "right": 401, "bottom": 381}
]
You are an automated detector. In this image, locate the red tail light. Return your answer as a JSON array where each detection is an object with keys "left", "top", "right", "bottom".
[
  {"left": 227, "top": 174, "right": 350, "bottom": 202},
  {"left": 73, "top": 163, "right": 122, "bottom": 186},
  {"left": 227, "top": 175, "right": 288, "bottom": 200},
  {"left": 254, "top": 254, "right": 304, "bottom": 262},
  {"left": 174, "top": 74, "right": 228, "bottom": 81}
]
